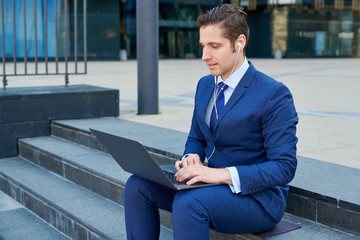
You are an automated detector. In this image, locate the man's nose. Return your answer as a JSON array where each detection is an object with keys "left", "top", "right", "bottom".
[{"left": 201, "top": 48, "right": 211, "bottom": 61}]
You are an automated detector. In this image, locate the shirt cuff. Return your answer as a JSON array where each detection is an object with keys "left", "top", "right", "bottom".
[
  {"left": 227, "top": 167, "right": 241, "bottom": 194},
  {"left": 181, "top": 154, "right": 191, "bottom": 160}
]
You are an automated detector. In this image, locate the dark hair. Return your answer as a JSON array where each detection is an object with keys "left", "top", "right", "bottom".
[{"left": 197, "top": 4, "right": 250, "bottom": 52}]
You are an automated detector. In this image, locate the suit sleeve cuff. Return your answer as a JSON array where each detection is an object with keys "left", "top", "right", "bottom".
[{"left": 227, "top": 167, "right": 241, "bottom": 194}]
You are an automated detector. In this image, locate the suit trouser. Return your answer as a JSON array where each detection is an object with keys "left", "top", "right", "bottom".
[{"left": 124, "top": 175, "right": 278, "bottom": 240}]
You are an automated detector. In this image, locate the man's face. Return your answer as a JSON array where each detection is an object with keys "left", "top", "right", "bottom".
[{"left": 199, "top": 24, "right": 238, "bottom": 80}]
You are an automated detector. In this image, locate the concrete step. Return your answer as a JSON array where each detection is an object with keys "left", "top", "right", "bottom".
[
  {"left": 0, "top": 190, "right": 70, "bottom": 240},
  {"left": 17, "top": 135, "right": 241, "bottom": 239},
  {"left": 50, "top": 118, "right": 360, "bottom": 236},
  {"left": 18, "top": 135, "right": 130, "bottom": 205},
  {"left": 16, "top": 128, "right": 360, "bottom": 239},
  {"left": 0, "top": 157, "right": 173, "bottom": 240}
]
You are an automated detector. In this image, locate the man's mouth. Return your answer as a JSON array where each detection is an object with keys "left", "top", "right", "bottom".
[{"left": 207, "top": 63, "right": 218, "bottom": 69}]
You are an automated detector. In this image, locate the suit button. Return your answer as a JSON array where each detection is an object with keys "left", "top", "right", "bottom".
[{"left": 215, "top": 147, "right": 222, "bottom": 152}]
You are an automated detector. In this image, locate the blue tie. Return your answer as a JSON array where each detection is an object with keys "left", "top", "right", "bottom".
[{"left": 210, "top": 82, "right": 228, "bottom": 132}]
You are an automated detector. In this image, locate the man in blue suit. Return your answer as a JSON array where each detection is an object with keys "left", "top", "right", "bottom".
[{"left": 124, "top": 4, "right": 298, "bottom": 240}]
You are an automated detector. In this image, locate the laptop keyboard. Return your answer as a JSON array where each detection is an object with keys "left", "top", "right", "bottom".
[
  {"left": 163, "top": 170, "right": 177, "bottom": 183},
  {"left": 162, "top": 169, "right": 201, "bottom": 187}
]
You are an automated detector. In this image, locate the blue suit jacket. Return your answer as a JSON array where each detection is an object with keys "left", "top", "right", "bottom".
[{"left": 184, "top": 62, "right": 298, "bottom": 222}]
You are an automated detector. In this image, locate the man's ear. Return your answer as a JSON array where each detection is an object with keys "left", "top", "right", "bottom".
[{"left": 237, "top": 34, "right": 247, "bottom": 50}]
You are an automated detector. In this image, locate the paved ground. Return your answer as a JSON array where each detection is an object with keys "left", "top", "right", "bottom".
[{"left": 4, "top": 58, "right": 360, "bottom": 169}]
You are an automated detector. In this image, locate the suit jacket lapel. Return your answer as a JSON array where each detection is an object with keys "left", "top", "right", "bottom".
[
  {"left": 197, "top": 76, "right": 215, "bottom": 134},
  {"left": 214, "top": 63, "right": 257, "bottom": 131}
]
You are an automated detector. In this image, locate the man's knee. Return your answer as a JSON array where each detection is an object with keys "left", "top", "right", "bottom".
[
  {"left": 124, "top": 175, "right": 146, "bottom": 200},
  {"left": 125, "top": 175, "right": 142, "bottom": 189},
  {"left": 172, "top": 191, "right": 209, "bottom": 221}
]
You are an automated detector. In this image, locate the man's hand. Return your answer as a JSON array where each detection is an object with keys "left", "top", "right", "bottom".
[
  {"left": 175, "top": 164, "right": 233, "bottom": 186},
  {"left": 175, "top": 154, "right": 202, "bottom": 170}
]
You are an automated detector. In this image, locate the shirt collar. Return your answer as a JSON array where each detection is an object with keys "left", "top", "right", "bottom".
[{"left": 218, "top": 57, "right": 249, "bottom": 89}]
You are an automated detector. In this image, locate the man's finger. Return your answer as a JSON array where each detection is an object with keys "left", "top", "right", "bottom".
[
  {"left": 176, "top": 168, "right": 192, "bottom": 183},
  {"left": 175, "top": 160, "right": 182, "bottom": 170},
  {"left": 188, "top": 157, "right": 195, "bottom": 165},
  {"left": 186, "top": 176, "right": 200, "bottom": 185}
]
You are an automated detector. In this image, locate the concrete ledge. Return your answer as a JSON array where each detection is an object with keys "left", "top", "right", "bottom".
[
  {"left": 51, "top": 118, "right": 360, "bottom": 236},
  {"left": 0, "top": 121, "right": 50, "bottom": 157},
  {"left": 286, "top": 157, "right": 360, "bottom": 235},
  {"left": 0, "top": 85, "right": 119, "bottom": 124},
  {"left": 0, "top": 85, "right": 119, "bottom": 158}
]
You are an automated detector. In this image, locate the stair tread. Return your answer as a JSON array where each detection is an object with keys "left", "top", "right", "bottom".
[
  {"left": 0, "top": 191, "right": 70, "bottom": 240},
  {"left": 20, "top": 136, "right": 131, "bottom": 185},
  {"left": 0, "top": 157, "right": 173, "bottom": 239},
  {"left": 54, "top": 118, "right": 186, "bottom": 158},
  {"left": 275, "top": 213, "right": 360, "bottom": 240}
]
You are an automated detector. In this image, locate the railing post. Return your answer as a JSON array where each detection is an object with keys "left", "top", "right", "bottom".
[
  {"left": 34, "top": 0, "right": 38, "bottom": 74},
  {"left": 44, "top": 0, "right": 48, "bottom": 74},
  {"left": 2, "top": 76, "right": 6, "bottom": 90},
  {"left": 23, "top": 0, "right": 27, "bottom": 74},
  {"left": 83, "top": 0, "right": 87, "bottom": 74},
  {"left": 64, "top": 0, "right": 69, "bottom": 87},
  {"left": 65, "top": 74, "right": 69, "bottom": 87},
  {"left": 74, "top": 0, "right": 77, "bottom": 74},
  {"left": 1, "top": 0, "right": 6, "bottom": 90},
  {"left": 55, "top": 0, "right": 58, "bottom": 74},
  {"left": 12, "top": 0, "right": 16, "bottom": 75}
]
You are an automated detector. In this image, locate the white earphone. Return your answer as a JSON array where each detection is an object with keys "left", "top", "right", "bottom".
[{"left": 238, "top": 42, "right": 242, "bottom": 52}]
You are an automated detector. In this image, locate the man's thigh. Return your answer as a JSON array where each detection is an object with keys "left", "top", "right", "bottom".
[
  {"left": 125, "top": 175, "right": 176, "bottom": 212},
  {"left": 173, "top": 185, "right": 277, "bottom": 234}
]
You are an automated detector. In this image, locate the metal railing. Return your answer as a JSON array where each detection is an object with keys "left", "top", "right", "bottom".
[{"left": 0, "top": 0, "right": 87, "bottom": 90}]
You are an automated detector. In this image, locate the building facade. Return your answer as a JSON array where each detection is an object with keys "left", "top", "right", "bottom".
[{"left": 1, "top": 0, "right": 359, "bottom": 60}]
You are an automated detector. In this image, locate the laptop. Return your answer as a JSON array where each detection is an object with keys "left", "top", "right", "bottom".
[{"left": 90, "top": 128, "right": 222, "bottom": 190}]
